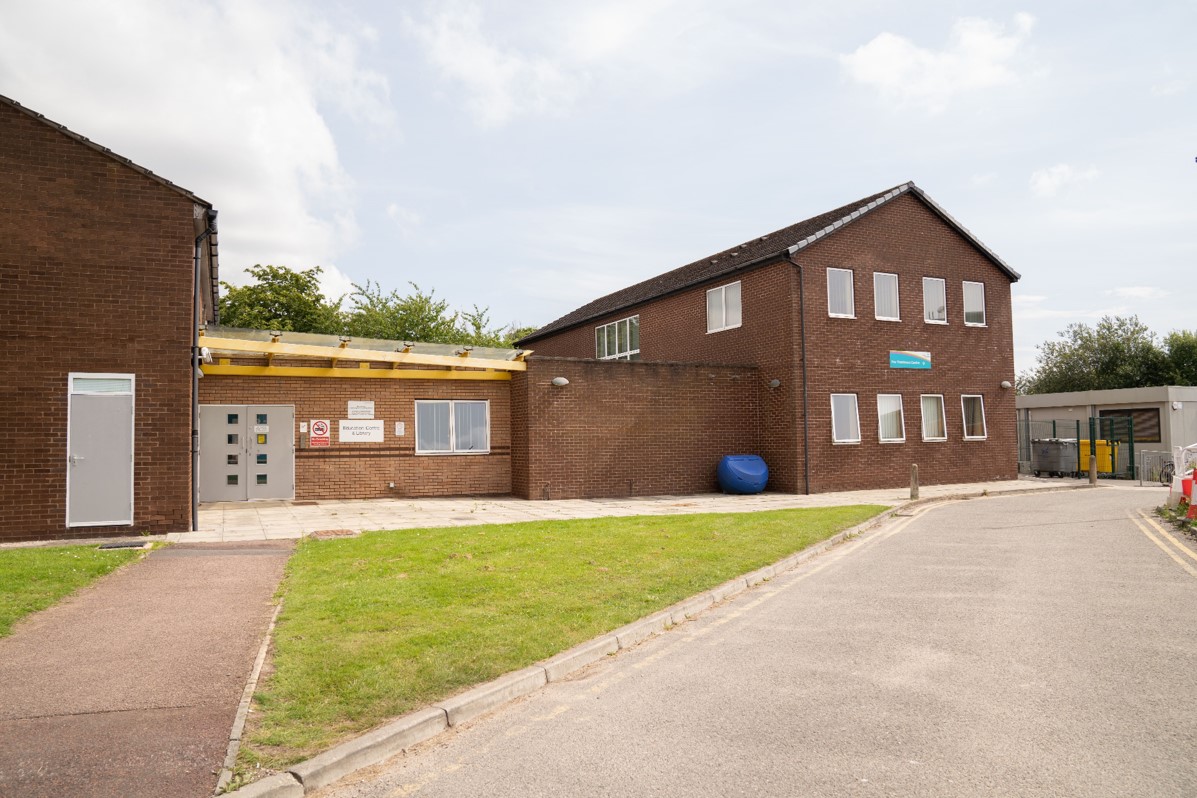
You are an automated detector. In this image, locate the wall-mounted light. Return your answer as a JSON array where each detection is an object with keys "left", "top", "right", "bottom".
[
  {"left": 768, "top": 379, "right": 781, "bottom": 389},
  {"left": 551, "top": 377, "right": 570, "bottom": 387},
  {"left": 269, "top": 330, "right": 282, "bottom": 342},
  {"left": 1000, "top": 380, "right": 1012, "bottom": 389}
]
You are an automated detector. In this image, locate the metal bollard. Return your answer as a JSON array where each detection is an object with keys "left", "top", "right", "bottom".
[
  {"left": 1088, "top": 455, "right": 1097, "bottom": 485},
  {"left": 911, "top": 464, "right": 919, "bottom": 500}
]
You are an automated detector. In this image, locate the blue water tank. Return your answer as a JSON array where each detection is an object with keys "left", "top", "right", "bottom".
[{"left": 717, "top": 455, "right": 769, "bottom": 494}]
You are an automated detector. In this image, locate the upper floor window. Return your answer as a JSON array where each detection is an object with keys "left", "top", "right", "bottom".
[
  {"left": 827, "top": 268, "right": 855, "bottom": 318},
  {"left": 831, "top": 393, "right": 861, "bottom": 444},
  {"left": 874, "top": 272, "right": 900, "bottom": 321},
  {"left": 707, "top": 281, "right": 742, "bottom": 333},
  {"left": 595, "top": 316, "right": 640, "bottom": 360},
  {"left": 923, "top": 277, "right": 947, "bottom": 324},
  {"left": 963, "top": 281, "right": 986, "bottom": 326}
]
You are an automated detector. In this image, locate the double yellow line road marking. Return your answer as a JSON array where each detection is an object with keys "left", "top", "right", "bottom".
[{"left": 1129, "top": 509, "right": 1197, "bottom": 579}]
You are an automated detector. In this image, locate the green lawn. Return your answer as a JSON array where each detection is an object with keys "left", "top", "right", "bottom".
[
  {"left": 242, "top": 505, "right": 885, "bottom": 769},
  {"left": 0, "top": 545, "right": 142, "bottom": 637}
]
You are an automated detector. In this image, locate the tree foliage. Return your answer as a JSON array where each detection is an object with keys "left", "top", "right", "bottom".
[
  {"left": 1018, "top": 315, "right": 1183, "bottom": 393},
  {"left": 218, "top": 265, "right": 535, "bottom": 348},
  {"left": 218, "top": 265, "right": 344, "bottom": 334}
]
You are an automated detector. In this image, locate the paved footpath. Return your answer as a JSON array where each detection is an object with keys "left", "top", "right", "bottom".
[
  {"left": 317, "top": 487, "right": 1197, "bottom": 798},
  {"left": 0, "top": 542, "right": 291, "bottom": 798}
]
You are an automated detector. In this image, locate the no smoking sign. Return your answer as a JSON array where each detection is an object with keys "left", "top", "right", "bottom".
[{"left": 310, "top": 419, "right": 331, "bottom": 448}]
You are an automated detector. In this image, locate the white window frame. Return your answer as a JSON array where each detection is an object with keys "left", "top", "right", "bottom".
[
  {"left": 414, "top": 399, "right": 491, "bottom": 455},
  {"left": 923, "top": 277, "right": 947, "bottom": 324},
  {"left": 827, "top": 268, "right": 855, "bottom": 319},
  {"left": 876, "top": 394, "right": 905, "bottom": 443},
  {"left": 830, "top": 393, "right": 861, "bottom": 444},
  {"left": 873, "top": 272, "right": 900, "bottom": 322},
  {"left": 963, "top": 281, "right": 987, "bottom": 327},
  {"left": 961, "top": 394, "right": 987, "bottom": 440},
  {"left": 595, "top": 315, "right": 640, "bottom": 360},
  {"left": 920, "top": 394, "right": 947, "bottom": 442},
  {"left": 706, "top": 281, "right": 742, "bottom": 333}
]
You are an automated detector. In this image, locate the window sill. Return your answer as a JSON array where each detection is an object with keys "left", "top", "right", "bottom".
[
  {"left": 828, "top": 314, "right": 856, "bottom": 320},
  {"left": 922, "top": 437, "right": 947, "bottom": 443},
  {"left": 415, "top": 450, "right": 492, "bottom": 456},
  {"left": 707, "top": 323, "right": 742, "bottom": 334},
  {"left": 875, "top": 316, "right": 901, "bottom": 322},
  {"left": 923, "top": 319, "right": 948, "bottom": 325},
  {"left": 879, "top": 439, "right": 905, "bottom": 444},
  {"left": 963, "top": 436, "right": 987, "bottom": 442},
  {"left": 832, "top": 440, "right": 861, "bottom": 445},
  {"left": 964, "top": 322, "right": 987, "bottom": 328}
]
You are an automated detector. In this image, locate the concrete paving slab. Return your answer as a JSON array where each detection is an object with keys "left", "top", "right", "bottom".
[{"left": 0, "top": 541, "right": 292, "bottom": 798}]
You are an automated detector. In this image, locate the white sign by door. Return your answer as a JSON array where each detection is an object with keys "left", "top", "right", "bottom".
[
  {"left": 339, "top": 419, "right": 384, "bottom": 442},
  {"left": 348, "top": 401, "right": 375, "bottom": 419}
]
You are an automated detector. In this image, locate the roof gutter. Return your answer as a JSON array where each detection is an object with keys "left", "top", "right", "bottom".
[{"left": 192, "top": 208, "right": 217, "bottom": 532}]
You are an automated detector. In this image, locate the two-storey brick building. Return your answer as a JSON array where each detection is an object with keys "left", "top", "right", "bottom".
[{"left": 516, "top": 183, "right": 1020, "bottom": 494}]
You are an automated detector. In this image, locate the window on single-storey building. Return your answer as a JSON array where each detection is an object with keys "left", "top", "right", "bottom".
[
  {"left": 923, "top": 277, "right": 947, "bottom": 324},
  {"left": 415, "top": 399, "right": 490, "bottom": 454},
  {"left": 961, "top": 395, "right": 987, "bottom": 439},
  {"left": 827, "top": 269, "right": 855, "bottom": 318},
  {"left": 831, "top": 393, "right": 861, "bottom": 443},
  {"left": 595, "top": 316, "right": 640, "bottom": 360},
  {"left": 921, "top": 394, "right": 947, "bottom": 441},
  {"left": 877, "top": 394, "right": 905, "bottom": 442},
  {"left": 707, "top": 281, "right": 742, "bottom": 333},
  {"left": 874, "top": 273, "right": 900, "bottom": 321},
  {"left": 963, "top": 281, "right": 986, "bottom": 326},
  {"left": 1098, "top": 407, "right": 1162, "bottom": 442}
]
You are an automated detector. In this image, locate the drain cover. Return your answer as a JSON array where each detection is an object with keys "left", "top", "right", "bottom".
[{"left": 98, "top": 541, "right": 149, "bottom": 550}]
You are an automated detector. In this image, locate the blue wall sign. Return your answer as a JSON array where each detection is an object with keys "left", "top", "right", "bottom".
[{"left": 889, "top": 350, "right": 931, "bottom": 369}]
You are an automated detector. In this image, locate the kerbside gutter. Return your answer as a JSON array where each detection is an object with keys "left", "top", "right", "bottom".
[{"left": 192, "top": 209, "right": 218, "bottom": 531}]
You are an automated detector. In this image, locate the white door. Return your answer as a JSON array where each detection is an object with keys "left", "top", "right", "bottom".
[{"left": 67, "top": 374, "right": 134, "bottom": 527}]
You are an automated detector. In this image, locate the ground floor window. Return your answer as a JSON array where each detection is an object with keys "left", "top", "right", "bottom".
[
  {"left": 921, "top": 394, "right": 947, "bottom": 441},
  {"left": 831, "top": 393, "right": 861, "bottom": 443},
  {"left": 961, "top": 395, "right": 987, "bottom": 439},
  {"left": 877, "top": 394, "right": 905, "bottom": 442},
  {"left": 416, "top": 400, "right": 490, "bottom": 454}
]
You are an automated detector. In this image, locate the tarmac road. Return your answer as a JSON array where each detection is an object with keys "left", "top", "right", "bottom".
[{"left": 317, "top": 488, "right": 1197, "bottom": 798}]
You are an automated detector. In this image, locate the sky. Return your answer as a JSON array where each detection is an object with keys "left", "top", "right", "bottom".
[{"left": 1, "top": 0, "right": 1193, "bottom": 374}]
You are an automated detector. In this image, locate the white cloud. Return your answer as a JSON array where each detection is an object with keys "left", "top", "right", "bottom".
[
  {"left": 840, "top": 13, "right": 1035, "bottom": 112},
  {"left": 1106, "top": 286, "right": 1165, "bottom": 300},
  {"left": 1029, "top": 163, "right": 1100, "bottom": 197},
  {"left": 386, "top": 203, "right": 425, "bottom": 238},
  {"left": 0, "top": 0, "right": 393, "bottom": 289},
  {"left": 405, "top": 3, "right": 579, "bottom": 127}
]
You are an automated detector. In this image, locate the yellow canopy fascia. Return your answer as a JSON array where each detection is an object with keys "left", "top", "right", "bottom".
[
  {"left": 201, "top": 363, "right": 511, "bottom": 381},
  {"left": 199, "top": 334, "right": 528, "bottom": 372}
]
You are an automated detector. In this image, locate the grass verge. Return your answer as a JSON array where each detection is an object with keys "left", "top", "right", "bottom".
[
  {"left": 241, "top": 505, "right": 886, "bottom": 770},
  {"left": 0, "top": 545, "right": 142, "bottom": 637}
]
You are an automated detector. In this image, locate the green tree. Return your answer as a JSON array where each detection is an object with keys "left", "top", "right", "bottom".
[
  {"left": 1018, "top": 315, "right": 1177, "bottom": 394},
  {"left": 1164, "top": 330, "right": 1197, "bottom": 385},
  {"left": 218, "top": 265, "right": 344, "bottom": 333},
  {"left": 344, "top": 281, "right": 463, "bottom": 343}
]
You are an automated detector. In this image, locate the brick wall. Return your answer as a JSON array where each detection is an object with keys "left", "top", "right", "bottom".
[
  {"left": 0, "top": 102, "right": 196, "bottom": 541},
  {"left": 523, "top": 192, "right": 1018, "bottom": 493},
  {"left": 200, "top": 372, "right": 512, "bottom": 499},
  {"left": 511, "top": 357, "right": 760, "bottom": 499},
  {"left": 795, "top": 192, "right": 1018, "bottom": 491}
]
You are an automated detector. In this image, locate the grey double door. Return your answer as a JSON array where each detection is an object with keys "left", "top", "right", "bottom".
[{"left": 199, "top": 405, "right": 294, "bottom": 502}]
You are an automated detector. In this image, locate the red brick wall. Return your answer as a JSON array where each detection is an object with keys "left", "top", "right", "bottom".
[
  {"left": 511, "top": 357, "right": 760, "bottom": 499},
  {"left": 0, "top": 102, "right": 196, "bottom": 541},
  {"left": 200, "top": 373, "right": 512, "bottom": 499},
  {"left": 796, "top": 192, "right": 1017, "bottom": 491},
  {"left": 524, "top": 193, "right": 1018, "bottom": 493},
  {"left": 526, "top": 264, "right": 802, "bottom": 491}
]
